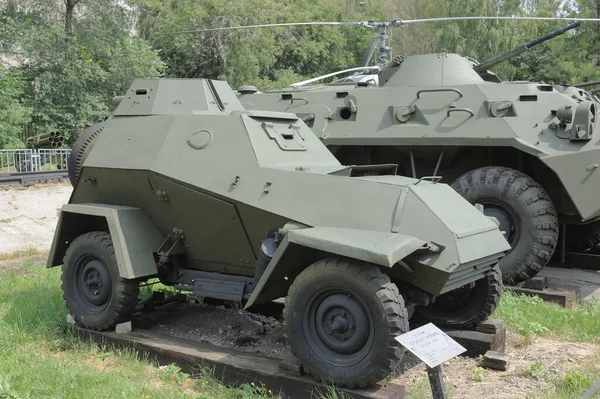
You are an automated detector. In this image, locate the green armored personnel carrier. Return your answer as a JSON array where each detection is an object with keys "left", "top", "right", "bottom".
[
  {"left": 238, "top": 27, "right": 600, "bottom": 285},
  {"left": 49, "top": 78, "right": 509, "bottom": 387}
]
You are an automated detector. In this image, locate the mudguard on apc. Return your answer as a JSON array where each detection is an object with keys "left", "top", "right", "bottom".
[{"left": 47, "top": 203, "right": 163, "bottom": 279}]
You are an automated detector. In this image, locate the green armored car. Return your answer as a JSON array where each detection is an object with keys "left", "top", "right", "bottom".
[{"left": 49, "top": 78, "right": 509, "bottom": 387}]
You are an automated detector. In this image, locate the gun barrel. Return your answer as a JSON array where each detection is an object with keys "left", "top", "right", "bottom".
[
  {"left": 573, "top": 80, "right": 600, "bottom": 88},
  {"left": 589, "top": 87, "right": 600, "bottom": 95},
  {"left": 473, "top": 21, "right": 580, "bottom": 73}
]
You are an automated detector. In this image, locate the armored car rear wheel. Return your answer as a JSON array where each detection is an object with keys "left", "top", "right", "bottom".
[
  {"left": 413, "top": 264, "right": 502, "bottom": 329},
  {"left": 61, "top": 231, "right": 139, "bottom": 331},
  {"left": 451, "top": 166, "right": 559, "bottom": 284},
  {"left": 283, "top": 258, "right": 408, "bottom": 389}
]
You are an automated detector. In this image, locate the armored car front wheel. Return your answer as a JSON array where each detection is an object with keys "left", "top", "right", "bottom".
[
  {"left": 452, "top": 166, "right": 558, "bottom": 284},
  {"left": 413, "top": 264, "right": 502, "bottom": 329},
  {"left": 61, "top": 231, "right": 139, "bottom": 331},
  {"left": 283, "top": 258, "right": 408, "bottom": 388}
]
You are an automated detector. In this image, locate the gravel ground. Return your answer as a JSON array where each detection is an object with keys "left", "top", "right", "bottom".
[
  {"left": 0, "top": 184, "right": 72, "bottom": 254},
  {"left": 137, "top": 299, "right": 600, "bottom": 399}
]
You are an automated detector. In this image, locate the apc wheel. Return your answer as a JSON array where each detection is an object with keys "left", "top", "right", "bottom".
[
  {"left": 284, "top": 258, "right": 408, "bottom": 389},
  {"left": 413, "top": 265, "right": 502, "bottom": 329},
  {"left": 67, "top": 121, "right": 105, "bottom": 186},
  {"left": 62, "top": 231, "right": 139, "bottom": 331},
  {"left": 451, "top": 166, "right": 558, "bottom": 284}
]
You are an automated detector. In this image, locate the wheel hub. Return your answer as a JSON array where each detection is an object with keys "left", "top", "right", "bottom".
[
  {"left": 326, "top": 310, "right": 353, "bottom": 340},
  {"left": 77, "top": 258, "right": 111, "bottom": 307},
  {"left": 480, "top": 200, "right": 520, "bottom": 247},
  {"left": 314, "top": 294, "right": 369, "bottom": 355}
]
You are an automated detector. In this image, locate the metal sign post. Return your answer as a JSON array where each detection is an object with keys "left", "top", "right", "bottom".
[
  {"left": 426, "top": 365, "right": 448, "bottom": 399},
  {"left": 395, "top": 323, "right": 466, "bottom": 399}
]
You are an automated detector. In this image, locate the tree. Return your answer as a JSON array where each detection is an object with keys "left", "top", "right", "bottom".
[
  {"left": 128, "top": 0, "right": 386, "bottom": 89},
  {"left": 0, "top": 64, "right": 30, "bottom": 148},
  {"left": 0, "top": 0, "right": 166, "bottom": 144},
  {"left": 65, "top": 0, "right": 80, "bottom": 36}
]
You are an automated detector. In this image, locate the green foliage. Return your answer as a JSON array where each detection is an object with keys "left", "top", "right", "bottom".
[
  {"left": 131, "top": 0, "right": 386, "bottom": 89},
  {"left": 158, "top": 363, "right": 190, "bottom": 384},
  {"left": 393, "top": 0, "right": 600, "bottom": 84},
  {"left": 522, "top": 361, "right": 549, "bottom": 380},
  {"left": 0, "top": 64, "right": 29, "bottom": 148},
  {"left": 492, "top": 290, "right": 600, "bottom": 343},
  {"left": 556, "top": 370, "right": 593, "bottom": 394},
  {"left": 0, "top": 376, "right": 20, "bottom": 399},
  {"left": 472, "top": 366, "right": 485, "bottom": 382},
  {"left": 2, "top": 0, "right": 600, "bottom": 148},
  {"left": 0, "top": 0, "right": 165, "bottom": 145}
]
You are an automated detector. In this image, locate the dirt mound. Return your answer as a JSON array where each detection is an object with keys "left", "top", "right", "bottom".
[{"left": 137, "top": 301, "right": 292, "bottom": 360}]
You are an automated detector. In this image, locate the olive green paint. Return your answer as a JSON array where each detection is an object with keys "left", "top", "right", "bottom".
[{"left": 240, "top": 53, "right": 600, "bottom": 222}]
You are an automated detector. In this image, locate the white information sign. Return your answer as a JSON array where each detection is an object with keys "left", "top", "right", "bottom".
[{"left": 394, "top": 323, "right": 466, "bottom": 368}]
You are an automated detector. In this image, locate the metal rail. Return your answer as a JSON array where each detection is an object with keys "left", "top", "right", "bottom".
[
  {"left": 0, "top": 148, "right": 70, "bottom": 174},
  {"left": 0, "top": 170, "right": 69, "bottom": 186}
]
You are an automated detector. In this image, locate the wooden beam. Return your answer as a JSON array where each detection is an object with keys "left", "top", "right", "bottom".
[
  {"left": 76, "top": 328, "right": 405, "bottom": 399},
  {"left": 506, "top": 287, "right": 575, "bottom": 308},
  {"left": 408, "top": 319, "right": 506, "bottom": 358}
]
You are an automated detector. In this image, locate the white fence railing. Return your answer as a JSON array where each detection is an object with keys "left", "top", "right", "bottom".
[{"left": 0, "top": 149, "right": 71, "bottom": 174}]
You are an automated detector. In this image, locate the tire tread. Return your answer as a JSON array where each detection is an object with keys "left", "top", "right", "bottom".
[
  {"left": 283, "top": 257, "right": 408, "bottom": 388},
  {"left": 452, "top": 166, "right": 558, "bottom": 284},
  {"left": 61, "top": 231, "right": 139, "bottom": 331}
]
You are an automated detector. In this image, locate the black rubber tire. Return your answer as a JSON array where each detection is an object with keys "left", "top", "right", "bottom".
[
  {"left": 413, "top": 264, "right": 502, "bottom": 329},
  {"left": 61, "top": 231, "right": 139, "bottom": 331},
  {"left": 566, "top": 222, "right": 600, "bottom": 253},
  {"left": 67, "top": 121, "right": 106, "bottom": 187},
  {"left": 283, "top": 258, "right": 409, "bottom": 389},
  {"left": 451, "top": 166, "right": 559, "bottom": 285}
]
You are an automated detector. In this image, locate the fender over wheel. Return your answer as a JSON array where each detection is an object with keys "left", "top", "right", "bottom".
[
  {"left": 451, "top": 166, "right": 559, "bottom": 284},
  {"left": 61, "top": 231, "right": 140, "bottom": 331},
  {"left": 283, "top": 258, "right": 409, "bottom": 389}
]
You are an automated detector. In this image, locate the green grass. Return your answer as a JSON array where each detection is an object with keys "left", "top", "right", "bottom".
[
  {"left": 520, "top": 353, "right": 600, "bottom": 399},
  {"left": 0, "top": 256, "right": 287, "bottom": 399},
  {"left": 0, "top": 249, "right": 44, "bottom": 261},
  {"left": 492, "top": 290, "right": 600, "bottom": 343},
  {"left": 3, "top": 253, "right": 600, "bottom": 399},
  {"left": 491, "top": 290, "right": 600, "bottom": 399}
]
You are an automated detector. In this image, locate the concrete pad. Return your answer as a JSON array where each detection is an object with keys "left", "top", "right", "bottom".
[{"left": 0, "top": 184, "right": 72, "bottom": 254}]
